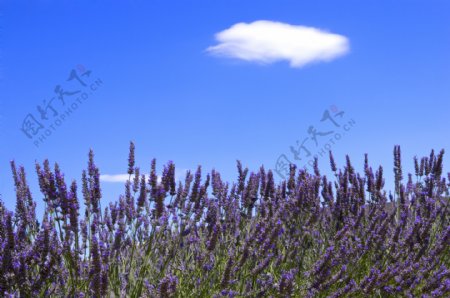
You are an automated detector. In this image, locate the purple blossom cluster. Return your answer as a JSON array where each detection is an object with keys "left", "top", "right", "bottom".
[{"left": 0, "top": 143, "right": 449, "bottom": 297}]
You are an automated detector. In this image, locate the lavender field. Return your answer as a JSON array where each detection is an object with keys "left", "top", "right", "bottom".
[
  {"left": 0, "top": 143, "right": 449, "bottom": 297},
  {"left": 2, "top": 0, "right": 450, "bottom": 297}
]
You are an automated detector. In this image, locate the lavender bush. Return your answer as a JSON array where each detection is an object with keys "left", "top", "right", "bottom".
[{"left": 0, "top": 143, "right": 449, "bottom": 297}]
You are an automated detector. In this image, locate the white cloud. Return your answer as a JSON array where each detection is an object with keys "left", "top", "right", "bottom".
[
  {"left": 100, "top": 174, "right": 130, "bottom": 183},
  {"left": 100, "top": 169, "right": 189, "bottom": 184},
  {"left": 207, "top": 20, "right": 349, "bottom": 68}
]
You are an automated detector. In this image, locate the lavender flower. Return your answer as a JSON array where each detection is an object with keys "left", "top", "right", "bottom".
[{"left": 0, "top": 145, "right": 449, "bottom": 297}]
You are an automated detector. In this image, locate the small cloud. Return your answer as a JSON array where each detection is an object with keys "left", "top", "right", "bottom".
[
  {"left": 207, "top": 20, "right": 349, "bottom": 68},
  {"left": 100, "top": 174, "right": 130, "bottom": 183},
  {"left": 100, "top": 169, "right": 190, "bottom": 184}
]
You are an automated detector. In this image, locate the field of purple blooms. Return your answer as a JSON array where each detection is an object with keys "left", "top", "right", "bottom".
[{"left": 0, "top": 143, "right": 449, "bottom": 297}]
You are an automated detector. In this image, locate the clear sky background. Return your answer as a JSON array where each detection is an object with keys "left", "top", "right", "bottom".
[{"left": 0, "top": 0, "right": 449, "bottom": 216}]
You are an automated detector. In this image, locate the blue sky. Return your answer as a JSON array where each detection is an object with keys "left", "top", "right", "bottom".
[{"left": 0, "top": 1, "right": 449, "bottom": 215}]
